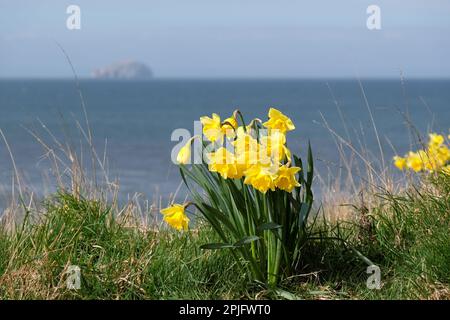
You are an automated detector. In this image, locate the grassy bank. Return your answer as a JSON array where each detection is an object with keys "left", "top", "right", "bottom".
[
  {"left": 1, "top": 173, "right": 449, "bottom": 300},
  {"left": 0, "top": 193, "right": 244, "bottom": 299}
]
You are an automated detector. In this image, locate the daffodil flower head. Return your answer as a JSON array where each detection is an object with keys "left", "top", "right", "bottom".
[
  {"left": 221, "top": 115, "right": 238, "bottom": 138},
  {"left": 260, "top": 130, "right": 289, "bottom": 163},
  {"left": 438, "top": 145, "right": 450, "bottom": 163},
  {"left": 425, "top": 147, "right": 444, "bottom": 170},
  {"left": 233, "top": 131, "right": 259, "bottom": 158},
  {"left": 200, "top": 113, "right": 223, "bottom": 142},
  {"left": 406, "top": 151, "right": 426, "bottom": 172},
  {"left": 208, "top": 147, "right": 240, "bottom": 179},
  {"left": 244, "top": 162, "right": 278, "bottom": 193},
  {"left": 160, "top": 204, "right": 190, "bottom": 231},
  {"left": 429, "top": 133, "right": 445, "bottom": 148},
  {"left": 393, "top": 156, "right": 407, "bottom": 171},
  {"left": 263, "top": 108, "right": 295, "bottom": 134},
  {"left": 274, "top": 165, "right": 301, "bottom": 192},
  {"left": 236, "top": 124, "right": 254, "bottom": 137},
  {"left": 231, "top": 131, "right": 264, "bottom": 176}
]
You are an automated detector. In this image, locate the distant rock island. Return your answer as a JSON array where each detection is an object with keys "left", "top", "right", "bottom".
[{"left": 92, "top": 61, "right": 153, "bottom": 80}]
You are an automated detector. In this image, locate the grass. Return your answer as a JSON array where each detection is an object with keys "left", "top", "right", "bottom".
[
  {"left": 295, "top": 173, "right": 450, "bottom": 300},
  {"left": 1, "top": 173, "right": 449, "bottom": 299},
  {"left": 0, "top": 192, "right": 248, "bottom": 299}
]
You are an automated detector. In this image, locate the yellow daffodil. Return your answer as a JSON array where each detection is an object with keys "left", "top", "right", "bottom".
[
  {"left": 221, "top": 115, "right": 238, "bottom": 138},
  {"left": 244, "top": 163, "right": 278, "bottom": 193},
  {"left": 393, "top": 156, "right": 407, "bottom": 171},
  {"left": 233, "top": 130, "right": 273, "bottom": 173},
  {"left": 426, "top": 134, "right": 450, "bottom": 171},
  {"left": 429, "top": 133, "right": 445, "bottom": 148},
  {"left": 426, "top": 148, "right": 446, "bottom": 171},
  {"left": 438, "top": 145, "right": 450, "bottom": 163},
  {"left": 235, "top": 148, "right": 269, "bottom": 177},
  {"left": 261, "top": 130, "right": 290, "bottom": 163},
  {"left": 406, "top": 151, "right": 426, "bottom": 172},
  {"left": 236, "top": 125, "right": 253, "bottom": 136},
  {"left": 274, "top": 165, "right": 301, "bottom": 192},
  {"left": 284, "top": 146, "right": 292, "bottom": 163},
  {"left": 263, "top": 108, "right": 295, "bottom": 134},
  {"left": 200, "top": 113, "right": 223, "bottom": 142},
  {"left": 160, "top": 204, "right": 190, "bottom": 231},
  {"left": 200, "top": 113, "right": 238, "bottom": 142},
  {"left": 208, "top": 147, "right": 241, "bottom": 179},
  {"left": 233, "top": 131, "right": 260, "bottom": 160},
  {"left": 176, "top": 136, "right": 198, "bottom": 164},
  {"left": 395, "top": 132, "right": 450, "bottom": 174}
]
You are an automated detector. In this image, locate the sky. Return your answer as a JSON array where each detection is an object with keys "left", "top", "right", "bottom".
[{"left": 1, "top": 0, "right": 450, "bottom": 78}]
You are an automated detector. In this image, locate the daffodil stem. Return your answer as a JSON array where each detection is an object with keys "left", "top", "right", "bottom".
[
  {"left": 263, "top": 193, "right": 276, "bottom": 286},
  {"left": 221, "top": 121, "right": 236, "bottom": 131},
  {"left": 273, "top": 236, "right": 282, "bottom": 287},
  {"left": 234, "top": 109, "right": 246, "bottom": 132},
  {"left": 250, "top": 119, "right": 263, "bottom": 143},
  {"left": 242, "top": 180, "right": 257, "bottom": 261},
  {"left": 183, "top": 201, "right": 195, "bottom": 209}
]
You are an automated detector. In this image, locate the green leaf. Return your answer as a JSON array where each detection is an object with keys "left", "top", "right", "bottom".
[
  {"left": 200, "top": 243, "right": 235, "bottom": 250},
  {"left": 273, "top": 288, "right": 301, "bottom": 300},
  {"left": 233, "top": 235, "right": 260, "bottom": 247},
  {"left": 306, "top": 141, "right": 314, "bottom": 189},
  {"left": 179, "top": 166, "right": 191, "bottom": 190},
  {"left": 294, "top": 154, "right": 305, "bottom": 184},
  {"left": 202, "top": 203, "right": 240, "bottom": 235},
  {"left": 299, "top": 202, "right": 311, "bottom": 227},
  {"left": 257, "top": 222, "right": 282, "bottom": 232}
]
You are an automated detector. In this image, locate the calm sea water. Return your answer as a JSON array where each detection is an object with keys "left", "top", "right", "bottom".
[{"left": 0, "top": 79, "right": 449, "bottom": 207}]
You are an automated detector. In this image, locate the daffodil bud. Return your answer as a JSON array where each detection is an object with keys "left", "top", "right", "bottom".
[{"left": 177, "top": 136, "right": 198, "bottom": 165}]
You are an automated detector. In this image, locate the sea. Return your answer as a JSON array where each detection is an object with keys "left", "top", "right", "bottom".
[{"left": 0, "top": 79, "right": 449, "bottom": 209}]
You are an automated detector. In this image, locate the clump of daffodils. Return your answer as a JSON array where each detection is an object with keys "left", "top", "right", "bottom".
[
  {"left": 202, "top": 108, "right": 300, "bottom": 194},
  {"left": 161, "top": 108, "right": 314, "bottom": 286},
  {"left": 394, "top": 133, "right": 450, "bottom": 174},
  {"left": 160, "top": 107, "right": 302, "bottom": 230}
]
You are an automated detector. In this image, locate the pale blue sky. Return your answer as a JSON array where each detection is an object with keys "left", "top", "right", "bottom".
[{"left": 1, "top": 0, "right": 450, "bottom": 78}]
